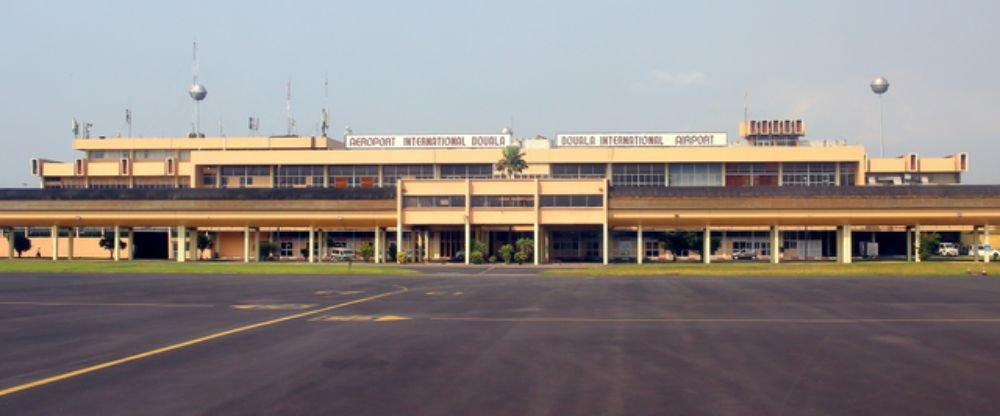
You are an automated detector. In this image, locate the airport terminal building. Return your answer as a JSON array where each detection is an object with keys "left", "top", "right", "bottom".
[{"left": 4, "top": 119, "right": 997, "bottom": 265}]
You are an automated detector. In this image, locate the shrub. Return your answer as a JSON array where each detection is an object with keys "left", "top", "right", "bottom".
[
  {"left": 258, "top": 241, "right": 278, "bottom": 260},
  {"left": 488, "top": 255, "right": 498, "bottom": 263},
  {"left": 359, "top": 243, "right": 374, "bottom": 262},
  {"left": 499, "top": 244, "right": 515, "bottom": 264},
  {"left": 470, "top": 251, "right": 485, "bottom": 264},
  {"left": 387, "top": 243, "right": 398, "bottom": 263},
  {"left": 513, "top": 251, "right": 529, "bottom": 264},
  {"left": 98, "top": 236, "right": 127, "bottom": 259},
  {"left": 396, "top": 251, "right": 409, "bottom": 264},
  {"left": 919, "top": 232, "right": 940, "bottom": 261}
]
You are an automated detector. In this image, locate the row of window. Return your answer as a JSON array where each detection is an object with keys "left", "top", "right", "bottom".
[{"left": 402, "top": 194, "right": 604, "bottom": 208}]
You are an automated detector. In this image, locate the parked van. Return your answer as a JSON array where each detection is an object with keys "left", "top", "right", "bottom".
[{"left": 330, "top": 248, "right": 356, "bottom": 261}]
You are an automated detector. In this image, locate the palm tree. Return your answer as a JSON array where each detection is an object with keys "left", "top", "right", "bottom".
[{"left": 495, "top": 145, "right": 528, "bottom": 178}]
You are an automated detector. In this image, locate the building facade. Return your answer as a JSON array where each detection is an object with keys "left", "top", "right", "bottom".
[{"left": 8, "top": 120, "right": 994, "bottom": 265}]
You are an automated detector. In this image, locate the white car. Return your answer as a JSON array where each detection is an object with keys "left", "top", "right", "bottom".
[
  {"left": 329, "top": 248, "right": 356, "bottom": 261},
  {"left": 975, "top": 244, "right": 1000, "bottom": 261},
  {"left": 936, "top": 242, "right": 959, "bottom": 257}
]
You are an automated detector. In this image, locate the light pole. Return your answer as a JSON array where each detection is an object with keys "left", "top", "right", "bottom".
[{"left": 870, "top": 77, "right": 890, "bottom": 157}]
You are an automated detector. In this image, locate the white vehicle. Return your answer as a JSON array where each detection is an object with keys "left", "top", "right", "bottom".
[
  {"left": 936, "top": 242, "right": 959, "bottom": 257},
  {"left": 975, "top": 244, "right": 1000, "bottom": 261},
  {"left": 330, "top": 247, "right": 356, "bottom": 261}
]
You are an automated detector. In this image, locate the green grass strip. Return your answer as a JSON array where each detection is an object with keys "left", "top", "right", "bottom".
[
  {"left": 0, "top": 260, "right": 418, "bottom": 275},
  {"left": 543, "top": 261, "right": 1000, "bottom": 277}
]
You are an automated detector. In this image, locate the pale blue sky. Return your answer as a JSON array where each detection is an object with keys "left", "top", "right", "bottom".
[{"left": 2, "top": 0, "right": 997, "bottom": 185}]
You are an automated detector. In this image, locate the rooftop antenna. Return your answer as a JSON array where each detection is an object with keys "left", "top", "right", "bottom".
[
  {"left": 285, "top": 79, "right": 296, "bottom": 136},
  {"left": 320, "top": 74, "right": 330, "bottom": 137},
  {"left": 188, "top": 42, "right": 208, "bottom": 138},
  {"left": 248, "top": 116, "right": 260, "bottom": 135},
  {"left": 125, "top": 109, "right": 133, "bottom": 137}
]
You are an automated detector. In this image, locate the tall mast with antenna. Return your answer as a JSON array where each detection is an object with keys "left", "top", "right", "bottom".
[
  {"left": 320, "top": 74, "right": 330, "bottom": 137},
  {"left": 188, "top": 42, "right": 208, "bottom": 137},
  {"left": 286, "top": 80, "right": 295, "bottom": 136}
]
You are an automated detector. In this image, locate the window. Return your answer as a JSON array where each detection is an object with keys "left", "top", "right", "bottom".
[
  {"left": 726, "top": 163, "right": 779, "bottom": 187},
  {"left": 402, "top": 195, "right": 466, "bottom": 208},
  {"left": 441, "top": 164, "right": 493, "bottom": 179},
  {"left": 839, "top": 162, "right": 857, "bottom": 186},
  {"left": 279, "top": 241, "right": 294, "bottom": 257},
  {"left": 329, "top": 165, "right": 378, "bottom": 188},
  {"left": 668, "top": 163, "right": 723, "bottom": 187},
  {"left": 135, "top": 150, "right": 175, "bottom": 160},
  {"left": 644, "top": 240, "right": 659, "bottom": 258},
  {"left": 383, "top": 165, "right": 433, "bottom": 187},
  {"left": 276, "top": 165, "right": 324, "bottom": 188},
  {"left": 471, "top": 195, "right": 534, "bottom": 208},
  {"left": 551, "top": 163, "right": 607, "bottom": 178},
  {"left": 782, "top": 163, "right": 836, "bottom": 187},
  {"left": 221, "top": 166, "right": 270, "bottom": 188},
  {"left": 612, "top": 164, "right": 665, "bottom": 187},
  {"left": 540, "top": 195, "right": 603, "bottom": 207}
]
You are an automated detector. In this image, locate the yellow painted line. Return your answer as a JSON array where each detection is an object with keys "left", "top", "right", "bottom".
[
  {"left": 309, "top": 314, "right": 411, "bottom": 322},
  {"left": 425, "top": 291, "right": 463, "bottom": 296},
  {"left": 231, "top": 304, "right": 317, "bottom": 310},
  {"left": 430, "top": 316, "right": 1000, "bottom": 324},
  {"left": 314, "top": 290, "right": 365, "bottom": 296},
  {"left": 0, "top": 301, "right": 213, "bottom": 309},
  {"left": 0, "top": 285, "right": 408, "bottom": 398}
]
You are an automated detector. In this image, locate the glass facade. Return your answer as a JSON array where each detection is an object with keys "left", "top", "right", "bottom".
[
  {"left": 612, "top": 164, "right": 665, "bottom": 187},
  {"left": 551, "top": 163, "right": 607, "bottom": 179},
  {"left": 402, "top": 195, "right": 466, "bottom": 208},
  {"left": 726, "top": 163, "right": 778, "bottom": 187},
  {"left": 839, "top": 162, "right": 857, "bottom": 186},
  {"left": 540, "top": 195, "right": 603, "bottom": 207},
  {"left": 471, "top": 195, "right": 534, "bottom": 208},
  {"left": 782, "top": 163, "right": 836, "bottom": 187},
  {"left": 441, "top": 164, "right": 493, "bottom": 179},
  {"left": 221, "top": 166, "right": 270, "bottom": 188},
  {"left": 383, "top": 164, "right": 433, "bottom": 187},
  {"left": 668, "top": 163, "right": 723, "bottom": 187},
  {"left": 276, "top": 165, "right": 324, "bottom": 188},
  {"left": 329, "top": 165, "right": 377, "bottom": 188}
]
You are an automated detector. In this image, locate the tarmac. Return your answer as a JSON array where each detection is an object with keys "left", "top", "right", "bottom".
[{"left": 2, "top": 271, "right": 1000, "bottom": 415}]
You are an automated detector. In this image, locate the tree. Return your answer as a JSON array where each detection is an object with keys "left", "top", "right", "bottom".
[
  {"left": 499, "top": 244, "right": 515, "bottom": 264},
  {"left": 659, "top": 232, "right": 695, "bottom": 261},
  {"left": 359, "top": 243, "right": 374, "bottom": 262},
  {"left": 919, "top": 232, "right": 941, "bottom": 261},
  {"left": 98, "top": 235, "right": 127, "bottom": 259},
  {"left": 495, "top": 145, "right": 528, "bottom": 178},
  {"left": 258, "top": 241, "right": 278, "bottom": 261},
  {"left": 515, "top": 237, "right": 534, "bottom": 264},
  {"left": 13, "top": 234, "right": 31, "bottom": 258},
  {"left": 197, "top": 233, "right": 213, "bottom": 260}
]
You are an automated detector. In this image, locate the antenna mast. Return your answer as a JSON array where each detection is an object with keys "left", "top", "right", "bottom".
[
  {"left": 188, "top": 42, "right": 208, "bottom": 137},
  {"left": 286, "top": 80, "right": 295, "bottom": 136}
]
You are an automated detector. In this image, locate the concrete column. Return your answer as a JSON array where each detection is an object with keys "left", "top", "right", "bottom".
[
  {"left": 67, "top": 227, "right": 75, "bottom": 260},
  {"left": 985, "top": 226, "right": 992, "bottom": 264},
  {"left": 425, "top": 230, "right": 431, "bottom": 262},
  {"left": 176, "top": 226, "right": 186, "bottom": 263},
  {"left": 770, "top": 225, "right": 780, "bottom": 264},
  {"left": 914, "top": 225, "right": 922, "bottom": 263},
  {"left": 254, "top": 229, "right": 261, "bottom": 262},
  {"left": 243, "top": 226, "right": 250, "bottom": 263},
  {"left": 308, "top": 227, "right": 315, "bottom": 263},
  {"left": 189, "top": 230, "right": 198, "bottom": 261},
  {"left": 973, "top": 226, "right": 980, "bottom": 263},
  {"left": 396, "top": 227, "right": 404, "bottom": 263},
  {"left": 702, "top": 227, "right": 711, "bottom": 264},
  {"left": 602, "top": 223, "right": 610, "bottom": 265},
  {"left": 637, "top": 224, "right": 644, "bottom": 264},
  {"left": 533, "top": 223, "right": 540, "bottom": 265},
  {"left": 127, "top": 228, "right": 134, "bottom": 261},
  {"left": 373, "top": 226, "right": 381, "bottom": 264},
  {"left": 464, "top": 220, "right": 471, "bottom": 265},
  {"left": 167, "top": 226, "right": 174, "bottom": 260},
  {"left": 113, "top": 226, "right": 121, "bottom": 261},
  {"left": 51, "top": 225, "right": 59, "bottom": 261},
  {"left": 838, "top": 225, "right": 852, "bottom": 264},
  {"left": 905, "top": 226, "right": 913, "bottom": 262}
]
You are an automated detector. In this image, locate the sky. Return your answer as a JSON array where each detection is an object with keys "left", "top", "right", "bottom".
[{"left": 1, "top": 0, "right": 998, "bottom": 186}]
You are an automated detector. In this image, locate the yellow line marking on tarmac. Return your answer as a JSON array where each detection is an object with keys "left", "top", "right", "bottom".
[
  {"left": 0, "top": 301, "right": 214, "bottom": 309},
  {"left": 309, "top": 314, "right": 411, "bottom": 322},
  {"left": 0, "top": 285, "right": 408, "bottom": 398},
  {"left": 430, "top": 317, "right": 1000, "bottom": 324},
  {"left": 425, "top": 291, "right": 463, "bottom": 296},
  {"left": 231, "top": 304, "right": 317, "bottom": 310},
  {"left": 314, "top": 290, "right": 364, "bottom": 296}
]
